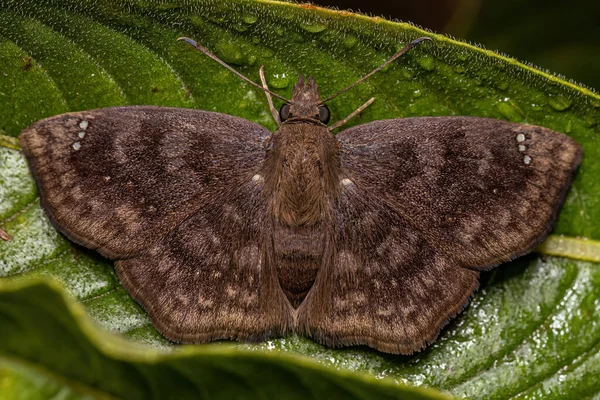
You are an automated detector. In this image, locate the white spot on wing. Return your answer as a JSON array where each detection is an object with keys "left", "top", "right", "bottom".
[
  {"left": 72, "top": 142, "right": 81, "bottom": 150},
  {"left": 516, "top": 133, "right": 526, "bottom": 142},
  {"left": 79, "top": 120, "right": 89, "bottom": 130},
  {"left": 252, "top": 174, "right": 263, "bottom": 182},
  {"left": 341, "top": 178, "right": 353, "bottom": 186},
  {"left": 518, "top": 144, "right": 526, "bottom": 152},
  {"left": 523, "top": 155, "right": 532, "bottom": 165},
  {"left": 78, "top": 131, "right": 86, "bottom": 139}
]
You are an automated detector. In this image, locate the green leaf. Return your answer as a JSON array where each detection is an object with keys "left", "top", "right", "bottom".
[
  {"left": 0, "top": 0, "right": 599, "bottom": 399},
  {"left": 0, "top": 279, "right": 450, "bottom": 400}
]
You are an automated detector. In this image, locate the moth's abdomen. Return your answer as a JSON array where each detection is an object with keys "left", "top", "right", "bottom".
[{"left": 273, "top": 225, "right": 323, "bottom": 308}]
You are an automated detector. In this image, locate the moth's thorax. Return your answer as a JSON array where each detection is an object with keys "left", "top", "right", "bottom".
[
  {"left": 265, "top": 123, "right": 340, "bottom": 227},
  {"left": 264, "top": 122, "right": 340, "bottom": 307},
  {"left": 288, "top": 76, "right": 321, "bottom": 120}
]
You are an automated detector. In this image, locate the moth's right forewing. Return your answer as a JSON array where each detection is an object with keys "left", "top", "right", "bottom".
[
  {"left": 19, "top": 106, "right": 271, "bottom": 259},
  {"left": 336, "top": 117, "right": 582, "bottom": 269}
]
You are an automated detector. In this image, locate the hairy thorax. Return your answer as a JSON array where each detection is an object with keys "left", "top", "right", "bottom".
[{"left": 264, "top": 122, "right": 340, "bottom": 307}]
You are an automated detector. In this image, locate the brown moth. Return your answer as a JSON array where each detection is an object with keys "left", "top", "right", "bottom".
[{"left": 19, "top": 37, "right": 582, "bottom": 354}]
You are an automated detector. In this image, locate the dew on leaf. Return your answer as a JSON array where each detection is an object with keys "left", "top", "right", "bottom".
[
  {"left": 416, "top": 55, "right": 435, "bottom": 72},
  {"left": 268, "top": 72, "right": 290, "bottom": 89},
  {"left": 496, "top": 81, "right": 509, "bottom": 91},
  {"left": 299, "top": 20, "right": 327, "bottom": 33},
  {"left": 548, "top": 95, "right": 573, "bottom": 111},
  {"left": 402, "top": 69, "right": 414, "bottom": 80},
  {"left": 496, "top": 99, "right": 524, "bottom": 122},
  {"left": 214, "top": 41, "right": 243, "bottom": 65},
  {"left": 343, "top": 35, "right": 357, "bottom": 49},
  {"left": 243, "top": 14, "right": 258, "bottom": 24},
  {"left": 233, "top": 23, "right": 249, "bottom": 33},
  {"left": 188, "top": 15, "right": 204, "bottom": 28}
]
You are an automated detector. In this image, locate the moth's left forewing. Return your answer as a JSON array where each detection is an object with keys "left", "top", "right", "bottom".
[{"left": 18, "top": 106, "right": 273, "bottom": 259}]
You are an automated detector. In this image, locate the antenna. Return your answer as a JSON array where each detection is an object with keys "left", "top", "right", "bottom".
[
  {"left": 178, "top": 37, "right": 292, "bottom": 104},
  {"left": 319, "top": 37, "right": 432, "bottom": 104}
]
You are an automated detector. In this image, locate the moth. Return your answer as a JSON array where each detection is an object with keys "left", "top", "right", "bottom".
[{"left": 19, "top": 36, "right": 582, "bottom": 354}]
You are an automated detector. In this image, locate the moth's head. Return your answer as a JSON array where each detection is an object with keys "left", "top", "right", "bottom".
[{"left": 279, "top": 76, "right": 330, "bottom": 125}]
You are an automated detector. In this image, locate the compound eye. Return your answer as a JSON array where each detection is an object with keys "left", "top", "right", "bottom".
[
  {"left": 318, "top": 105, "right": 330, "bottom": 124},
  {"left": 279, "top": 104, "right": 292, "bottom": 121}
]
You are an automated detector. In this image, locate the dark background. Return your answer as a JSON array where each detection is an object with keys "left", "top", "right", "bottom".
[{"left": 310, "top": 0, "right": 600, "bottom": 91}]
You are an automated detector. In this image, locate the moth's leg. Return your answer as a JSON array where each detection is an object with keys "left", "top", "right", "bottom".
[
  {"left": 328, "top": 97, "right": 375, "bottom": 131},
  {"left": 0, "top": 227, "right": 11, "bottom": 241},
  {"left": 259, "top": 65, "right": 281, "bottom": 125}
]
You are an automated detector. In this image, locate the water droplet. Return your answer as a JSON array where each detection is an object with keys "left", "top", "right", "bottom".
[
  {"left": 233, "top": 23, "right": 249, "bottom": 33},
  {"left": 343, "top": 35, "right": 357, "bottom": 49},
  {"left": 453, "top": 65, "right": 465, "bottom": 74},
  {"left": 260, "top": 48, "right": 274, "bottom": 59},
  {"left": 548, "top": 95, "right": 572, "bottom": 111},
  {"left": 496, "top": 99, "right": 524, "bottom": 122},
  {"left": 243, "top": 14, "right": 258, "bottom": 24},
  {"left": 189, "top": 15, "right": 204, "bottom": 28},
  {"left": 268, "top": 73, "right": 290, "bottom": 89},
  {"left": 496, "top": 81, "right": 509, "bottom": 91},
  {"left": 299, "top": 20, "right": 327, "bottom": 33},
  {"left": 207, "top": 14, "right": 225, "bottom": 24},
  {"left": 402, "top": 69, "right": 414, "bottom": 80},
  {"left": 215, "top": 41, "right": 256, "bottom": 66},
  {"left": 413, "top": 89, "right": 422, "bottom": 98},
  {"left": 457, "top": 52, "right": 469, "bottom": 61},
  {"left": 214, "top": 41, "right": 243, "bottom": 64},
  {"left": 416, "top": 55, "right": 435, "bottom": 72},
  {"left": 252, "top": 37, "right": 260, "bottom": 44}
]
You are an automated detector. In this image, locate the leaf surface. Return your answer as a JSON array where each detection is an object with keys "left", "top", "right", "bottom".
[{"left": 1, "top": 0, "right": 599, "bottom": 399}]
